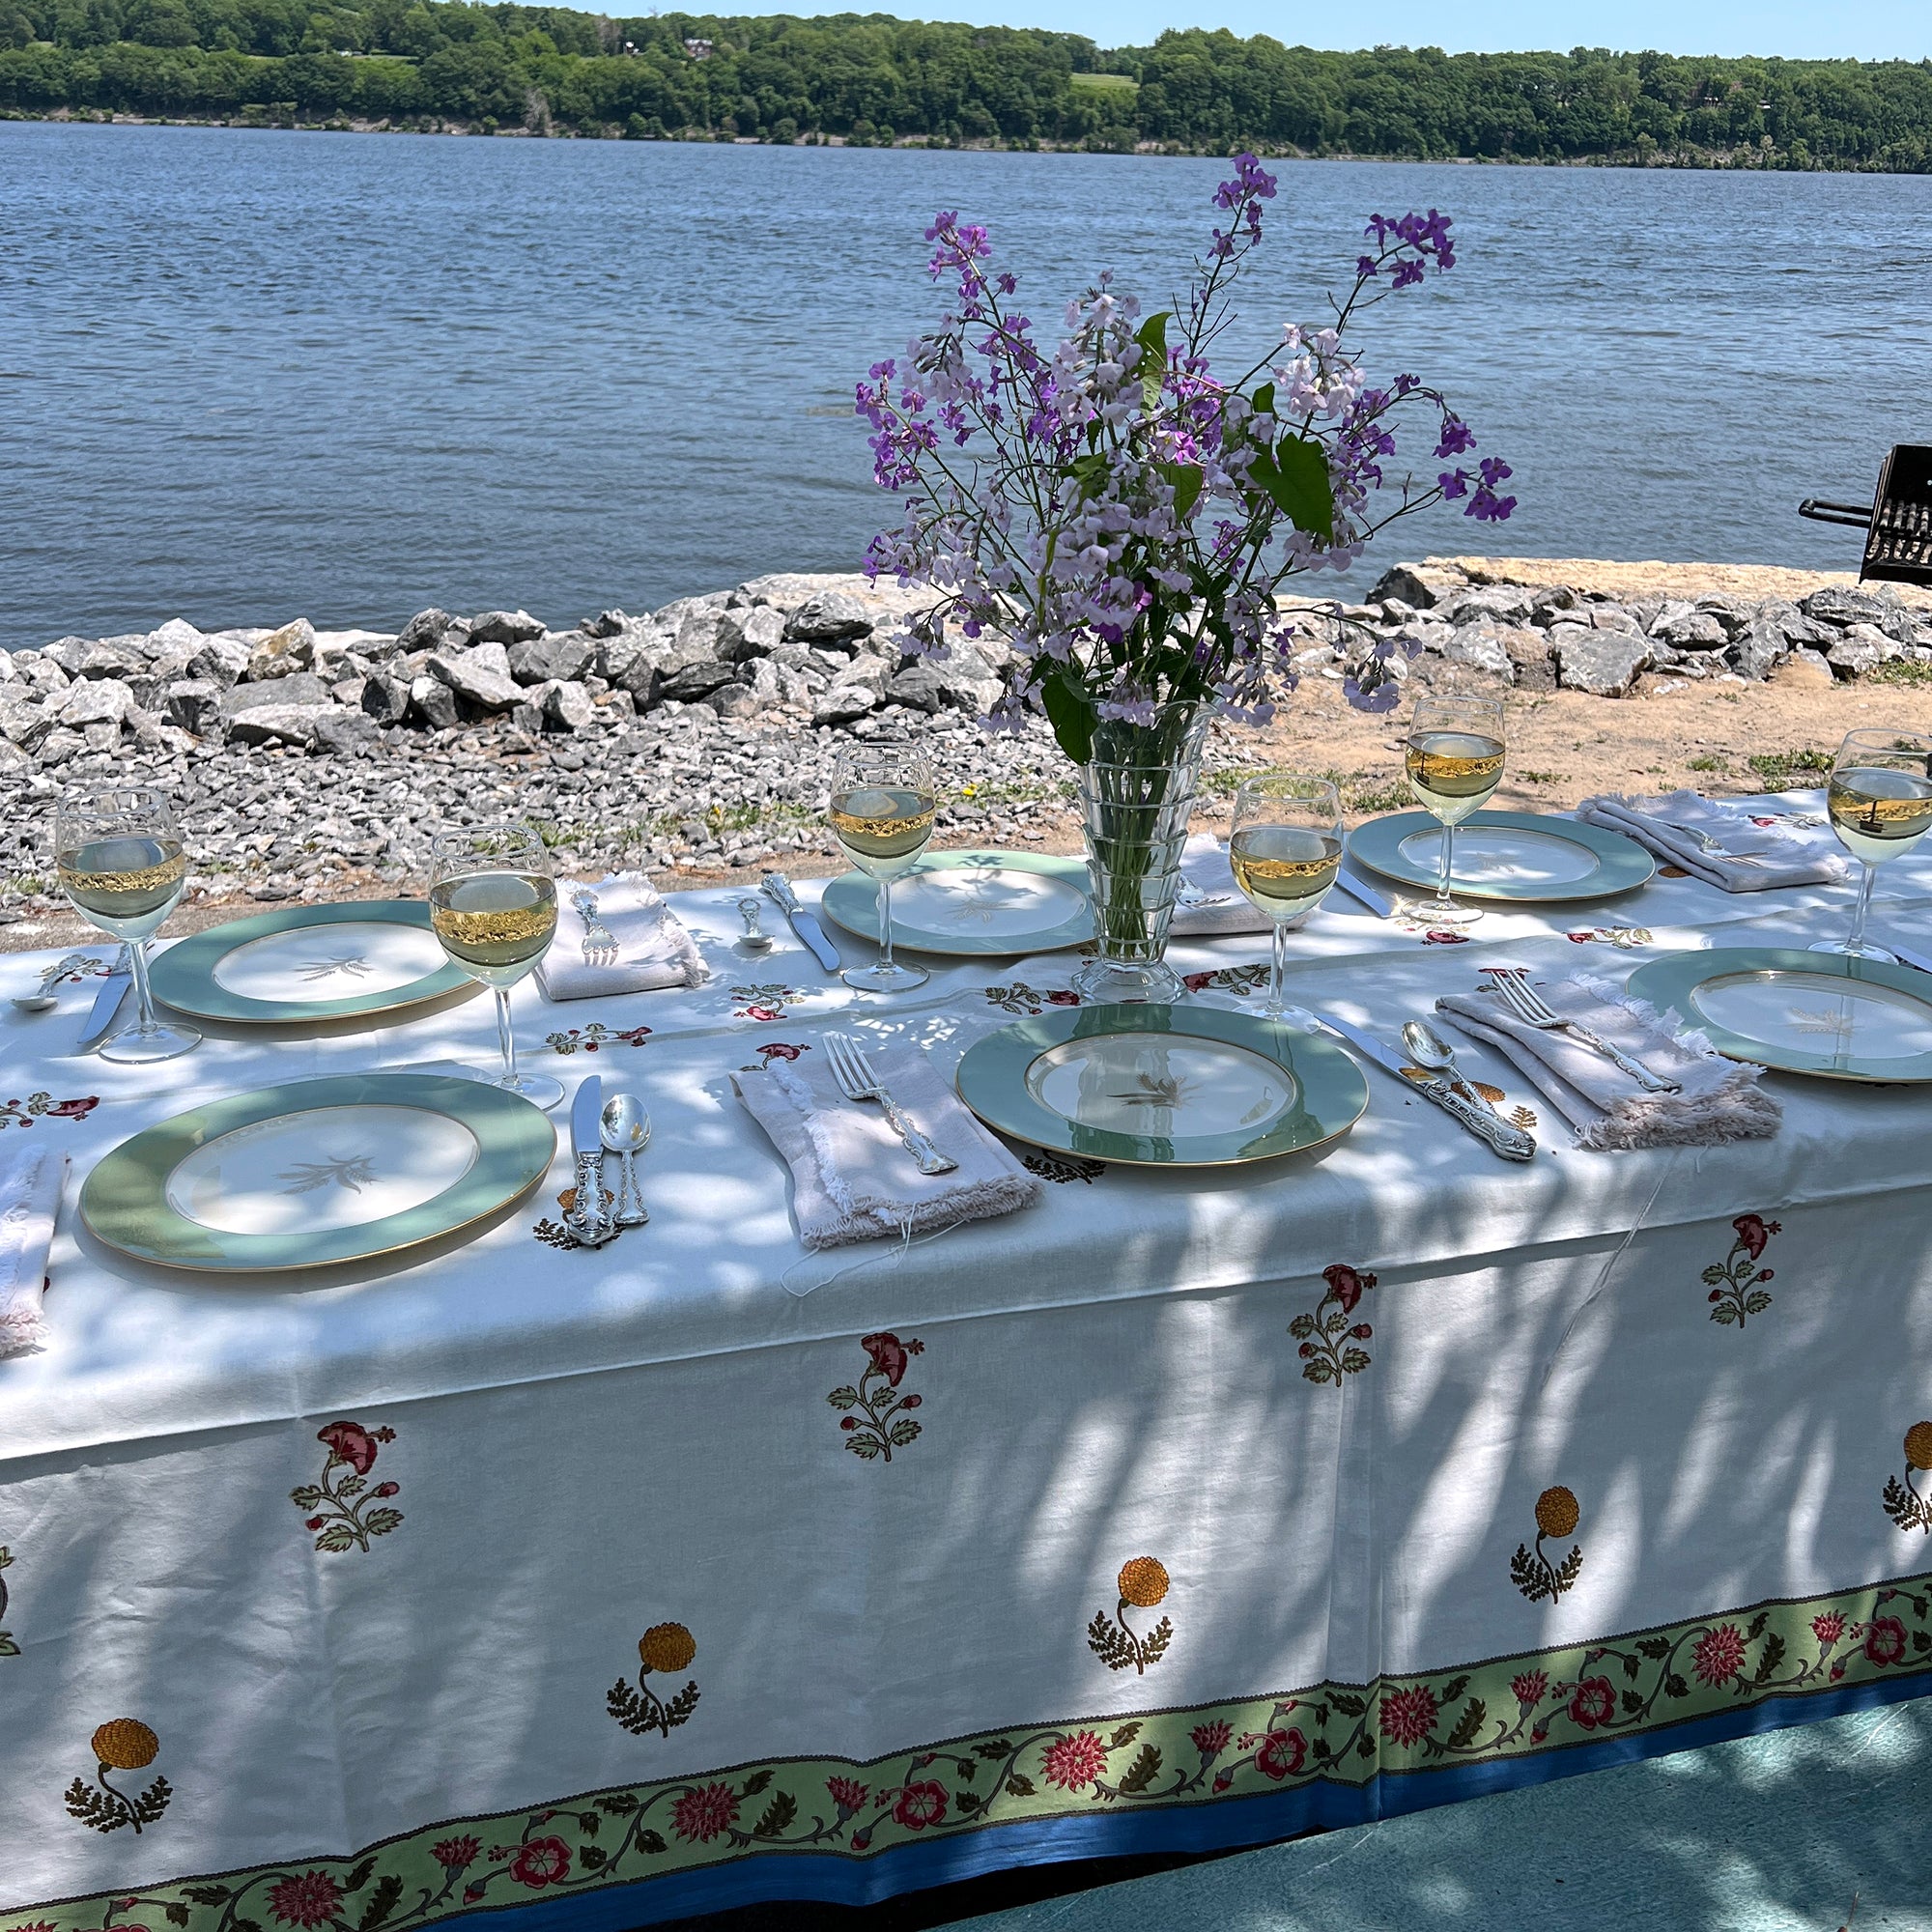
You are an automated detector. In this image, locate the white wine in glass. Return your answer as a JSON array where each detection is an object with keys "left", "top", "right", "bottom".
[
  {"left": 1404, "top": 694, "right": 1506, "bottom": 929},
  {"left": 1229, "top": 775, "right": 1344, "bottom": 1018},
  {"left": 429, "top": 823, "right": 563, "bottom": 1109},
  {"left": 1809, "top": 726, "right": 1932, "bottom": 962},
  {"left": 828, "top": 748, "right": 938, "bottom": 993},
  {"left": 54, "top": 784, "right": 201, "bottom": 1063}
]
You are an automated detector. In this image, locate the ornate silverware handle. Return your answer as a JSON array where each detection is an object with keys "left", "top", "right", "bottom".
[
  {"left": 568, "top": 1151, "right": 613, "bottom": 1241},
  {"left": 871, "top": 1084, "right": 958, "bottom": 1177},
  {"left": 1560, "top": 1022, "right": 1680, "bottom": 1093},
  {"left": 760, "top": 871, "right": 803, "bottom": 914},
  {"left": 1418, "top": 1077, "right": 1536, "bottom": 1161}
]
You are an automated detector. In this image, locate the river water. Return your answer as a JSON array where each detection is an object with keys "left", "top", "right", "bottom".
[{"left": 3, "top": 122, "right": 1929, "bottom": 650}]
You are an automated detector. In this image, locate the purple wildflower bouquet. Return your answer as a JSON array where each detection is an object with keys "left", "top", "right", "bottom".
[{"left": 859, "top": 156, "right": 1516, "bottom": 762}]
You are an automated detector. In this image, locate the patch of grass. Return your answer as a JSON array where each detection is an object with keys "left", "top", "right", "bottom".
[
  {"left": 1867, "top": 658, "right": 1932, "bottom": 687},
  {"left": 1687, "top": 753, "right": 1730, "bottom": 773},
  {"left": 1069, "top": 71, "right": 1138, "bottom": 92},
  {"left": 1346, "top": 778, "right": 1412, "bottom": 814},
  {"left": 1746, "top": 748, "right": 1833, "bottom": 792},
  {"left": 1519, "top": 769, "right": 1565, "bottom": 785}
]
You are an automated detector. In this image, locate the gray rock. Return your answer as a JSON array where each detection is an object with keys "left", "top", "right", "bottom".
[
  {"left": 1443, "top": 583, "right": 1537, "bottom": 627},
  {"left": 706, "top": 683, "right": 758, "bottom": 720},
  {"left": 787, "top": 589, "right": 873, "bottom": 641},
  {"left": 36, "top": 726, "right": 87, "bottom": 765},
  {"left": 1651, "top": 604, "right": 1730, "bottom": 650},
  {"left": 223, "top": 672, "right": 331, "bottom": 716},
  {"left": 659, "top": 658, "right": 739, "bottom": 702},
  {"left": 360, "top": 672, "right": 412, "bottom": 726},
  {"left": 409, "top": 675, "right": 460, "bottom": 730},
  {"left": 1440, "top": 623, "right": 1516, "bottom": 683},
  {"left": 398, "top": 608, "right": 468, "bottom": 652},
  {"left": 1367, "top": 564, "right": 1438, "bottom": 610},
  {"left": 57, "top": 677, "right": 133, "bottom": 731},
  {"left": 1586, "top": 606, "right": 1643, "bottom": 637},
  {"left": 1496, "top": 626, "right": 1557, "bottom": 688},
  {"left": 596, "top": 617, "right": 674, "bottom": 687},
  {"left": 228, "top": 704, "right": 336, "bottom": 750},
  {"left": 539, "top": 679, "right": 595, "bottom": 731},
  {"left": 884, "top": 662, "right": 949, "bottom": 713},
  {"left": 1801, "top": 586, "right": 1889, "bottom": 628},
  {"left": 813, "top": 684, "right": 878, "bottom": 725},
  {"left": 719, "top": 603, "right": 787, "bottom": 661},
  {"left": 43, "top": 637, "right": 93, "bottom": 676},
  {"left": 80, "top": 639, "right": 149, "bottom": 680},
  {"left": 466, "top": 609, "right": 545, "bottom": 646},
  {"left": 0, "top": 738, "right": 32, "bottom": 777},
  {"left": 164, "top": 679, "right": 225, "bottom": 737},
  {"left": 1827, "top": 625, "right": 1893, "bottom": 677},
  {"left": 1752, "top": 599, "right": 1835, "bottom": 650},
  {"left": 509, "top": 631, "right": 598, "bottom": 686},
  {"left": 1552, "top": 625, "right": 1651, "bottom": 697},
  {"left": 0, "top": 648, "right": 13, "bottom": 684},
  {"left": 427, "top": 642, "right": 520, "bottom": 711},
  {"left": 834, "top": 652, "right": 892, "bottom": 697},
  {"left": 331, "top": 677, "right": 367, "bottom": 711},
  {"left": 0, "top": 693, "right": 53, "bottom": 751},
  {"left": 1731, "top": 621, "right": 1790, "bottom": 681},
  {"left": 1692, "top": 594, "right": 1756, "bottom": 638},
  {"left": 1529, "top": 585, "right": 1579, "bottom": 622},
  {"left": 187, "top": 634, "right": 252, "bottom": 690},
  {"left": 248, "top": 618, "right": 316, "bottom": 681},
  {"left": 581, "top": 609, "right": 630, "bottom": 639},
  {"left": 311, "top": 710, "right": 380, "bottom": 756},
  {"left": 145, "top": 617, "right": 205, "bottom": 658}
]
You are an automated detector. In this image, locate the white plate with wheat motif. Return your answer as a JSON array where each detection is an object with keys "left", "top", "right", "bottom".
[
  {"left": 150, "top": 902, "right": 472, "bottom": 1024},
  {"left": 820, "top": 850, "right": 1094, "bottom": 955}
]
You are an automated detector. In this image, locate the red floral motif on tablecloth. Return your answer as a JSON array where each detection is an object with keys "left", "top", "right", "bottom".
[
  {"left": 1702, "top": 1214, "right": 1781, "bottom": 1327},
  {"left": 1289, "top": 1263, "right": 1378, "bottom": 1386},
  {"left": 827, "top": 1333, "right": 924, "bottom": 1462},
  {"left": 291, "top": 1422, "right": 401, "bottom": 1553}
]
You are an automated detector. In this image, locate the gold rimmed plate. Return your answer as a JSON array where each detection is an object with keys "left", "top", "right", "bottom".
[
  {"left": 820, "top": 849, "right": 1094, "bottom": 957},
  {"left": 80, "top": 1073, "right": 556, "bottom": 1271},
  {"left": 1626, "top": 947, "right": 1932, "bottom": 1084},
  {"left": 1348, "top": 810, "right": 1654, "bottom": 903},
  {"left": 955, "top": 1002, "right": 1368, "bottom": 1167},
  {"left": 150, "top": 901, "right": 473, "bottom": 1024}
]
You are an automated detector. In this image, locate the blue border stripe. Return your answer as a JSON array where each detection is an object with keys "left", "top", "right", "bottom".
[{"left": 454, "top": 1670, "right": 1932, "bottom": 1932}]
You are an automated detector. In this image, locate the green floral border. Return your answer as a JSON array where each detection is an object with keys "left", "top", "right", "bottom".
[{"left": 12, "top": 1571, "right": 1931, "bottom": 1928}]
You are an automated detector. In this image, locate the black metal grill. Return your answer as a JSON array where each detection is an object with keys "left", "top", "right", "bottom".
[{"left": 1799, "top": 443, "right": 1932, "bottom": 586}]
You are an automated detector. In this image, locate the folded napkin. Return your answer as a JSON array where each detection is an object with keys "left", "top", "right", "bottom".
[
  {"left": 0, "top": 1142, "right": 67, "bottom": 1358},
  {"left": 1576, "top": 791, "right": 1852, "bottom": 893},
  {"left": 1168, "top": 832, "right": 1271, "bottom": 936},
  {"left": 736, "top": 1043, "right": 1042, "bottom": 1249},
  {"left": 536, "top": 873, "right": 708, "bottom": 1001},
  {"left": 1435, "top": 972, "right": 1781, "bottom": 1151}
]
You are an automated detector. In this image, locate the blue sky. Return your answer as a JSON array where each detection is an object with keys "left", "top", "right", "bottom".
[{"left": 919, "top": 0, "right": 1930, "bottom": 60}]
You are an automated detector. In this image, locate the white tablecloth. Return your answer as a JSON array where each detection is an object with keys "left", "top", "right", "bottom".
[{"left": 5, "top": 796, "right": 1932, "bottom": 1925}]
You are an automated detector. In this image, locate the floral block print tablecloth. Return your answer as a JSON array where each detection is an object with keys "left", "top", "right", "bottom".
[{"left": 5, "top": 815, "right": 1932, "bottom": 1927}]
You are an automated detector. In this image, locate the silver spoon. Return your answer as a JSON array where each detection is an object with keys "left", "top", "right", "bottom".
[
  {"left": 12, "top": 952, "right": 97, "bottom": 1014},
  {"left": 736, "top": 896, "right": 775, "bottom": 953},
  {"left": 600, "top": 1091, "right": 652, "bottom": 1228},
  {"left": 1401, "top": 1017, "right": 1490, "bottom": 1108}
]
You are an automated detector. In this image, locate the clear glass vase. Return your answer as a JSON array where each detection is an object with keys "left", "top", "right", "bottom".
[{"left": 1071, "top": 704, "right": 1210, "bottom": 1006}]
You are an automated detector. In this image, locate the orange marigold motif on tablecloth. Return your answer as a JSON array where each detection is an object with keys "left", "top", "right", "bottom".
[
  {"left": 65, "top": 1719, "right": 171, "bottom": 1833},
  {"left": 610, "top": 1624, "right": 700, "bottom": 1739},
  {"left": 1884, "top": 1421, "right": 1932, "bottom": 1534},
  {"left": 1089, "top": 1557, "right": 1173, "bottom": 1674},
  {"left": 1512, "top": 1487, "right": 1584, "bottom": 1603}
]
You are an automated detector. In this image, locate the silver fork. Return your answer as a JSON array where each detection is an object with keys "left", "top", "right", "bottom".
[
  {"left": 1176, "top": 881, "right": 1232, "bottom": 910},
  {"left": 822, "top": 1033, "right": 958, "bottom": 1176},
  {"left": 1488, "top": 969, "right": 1681, "bottom": 1093},
  {"left": 575, "top": 890, "right": 618, "bottom": 967}
]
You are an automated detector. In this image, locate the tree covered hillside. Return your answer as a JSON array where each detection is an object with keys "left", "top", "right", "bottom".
[{"left": 2, "top": 4, "right": 1927, "bottom": 170}]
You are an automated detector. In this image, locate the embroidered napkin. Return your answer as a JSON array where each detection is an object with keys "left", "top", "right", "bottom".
[
  {"left": 1576, "top": 791, "right": 1852, "bottom": 893},
  {"left": 0, "top": 1142, "right": 67, "bottom": 1358},
  {"left": 1168, "top": 832, "right": 1271, "bottom": 936},
  {"left": 536, "top": 873, "right": 708, "bottom": 1001},
  {"left": 1435, "top": 972, "right": 1782, "bottom": 1151},
  {"left": 736, "top": 1043, "right": 1041, "bottom": 1249}
]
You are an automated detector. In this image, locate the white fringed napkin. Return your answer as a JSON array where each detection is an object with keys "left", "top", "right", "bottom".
[
  {"left": 1576, "top": 792, "right": 1851, "bottom": 893},
  {"left": 1435, "top": 972, "right": 1782, "bottom": 1151},
  {"left": 537, "top": 873, "right": 708, "bottom": 1000},
  {"left": 1168, "top": 833, "right": 1270, "bottom": 937},
  {"left": 0, "top": 1142, "right": 67, "bottom": 1358}
]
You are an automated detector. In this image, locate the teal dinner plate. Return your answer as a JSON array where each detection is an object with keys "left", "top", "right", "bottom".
[
  {"left": 821, "top": 849, "right": 1094, "bottom": 956},
  {"left": 1348, "top": 810, "right": 1654, "bottom": 903},
  {"left": 150, "top": 900, "right": 473, "bottom": 1025},
  {"left": 1625, "top": 947, "right": 1932, "bottom": 1084},
  {"left": 955, "top": 1002, "right": 1369, "bottom": 1167},
  {"left": 80, "top": 1073, "right": 556, "bottom": 1271}
]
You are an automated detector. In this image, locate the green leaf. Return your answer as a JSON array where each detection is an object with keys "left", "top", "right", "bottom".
[
  {"left": 1329, "top": 1692, "right": 1367, "bottom": 1718},
  {"left": 1357, "top": 1736, "right": 1376, "bottom": 1759},
  {"left": 578, "top": 1845, "right": 608, "bottom": 1871},
  {"left": 596, "top": 1792, "right": 639, "bottom": 1813},
  {"left": 577, "top": 1810, "right": 600, "bottom": 1837},
  {"left": 357, "top": 1874, "right": 403, "bottom": 1931},
  {"left": 1110, "top": 1721, "right": 1143, "bottom": 1748},
  {"left": 1155, "top": 460, "right": 1205, "bottom": 523},
  {"left": 846, "top": 1435, "right": 884, "bottom": 1460},
  {"left": 1287, "top": 1313, "right": 1316, "bottom": 1339},
  {"left": 740, "top": 1767, "right": 775, "bottom": 1797},
  {"left": 954, "top": 1757, "right": 978, "bottom": 1783},
  {"left": 1118, "top": 1743, "right": 1163, "bottom": 1793},
  {"left": 953, "top": 1788, "right": 984, "bottom": 1815},
  {"left": 1664, "top": 1673, "right": 1689, "bottom": 1699},
  {"left": 827, "top": 1387, "right": 859, "bottom": 1409},
  {"left": 288, "top": 1486, "right": 325, "bottom": 1508},
  {"left": 1752, "top": 1634, "right": 1786, "bottom": 1685},
  {"left": 1136, "top": 310, "right": 1170, "bottom": 412},
  {"left": 335, "top": 1473, "right": 365, "bottom": 1498},
  {"left": 889, "top": 1416, "right": 923, "bottom": 1447},
  {"left": 363, "top": 1509, "right": 404, "bottom": 1537},
  {"left": 1711, "top": 1305, "right": 1740, "bottom": 1324},
  {"left": 344, "top": 1857, "right": 377, "bottom": 1893},
  {"left": 1250, "top": 381, "right": 1275, "bottom": 419},
  {"left": 1438, "top": 1676, "right": 1468, "bottom": 1704},
  {"left": 1620, "top": 1689, "right": 1644, "bottom": 1714},
  {"left": 183, "top": 1888, "right": 231, "bottom": 1906},
  {"left": 1446, "top": 1698, "right": 1487, "bottom": 1751},
  {"left": 313, "top": 1524, "right": 357, "bottom": 1553},
  {"left": 0, "top": 1633, "right": 17, "bottom": 1657},
  {"left": 1745, "top": 1611, "right": 1769, "bottom": 1641},
  {"left": 164, "top": 1906, "right": 190, "bottom": 1926},
  {"left": 1039, "top": 668, "right": 1095, "bottom": 766},
  {"left": 1005, "top": 1773, "right": 1036, "bottom": 1797},
  {"left": 1701, "top": 1264, "right": 1727, "bottom": 1283},
  {"left": 753, "top": 1789, "right": 798, "bottom": 1838},
  {"left": 1636, "top": 1637, "right": 1674, "bottom": 1660},
  {"left": 1622, "top": 1652, "right": 1641, "bottom": 1680},
  {"left": 1069, "top": 451, "right": 1112, "bottom": 501},
  {"left": 977, "top": 1739, "right": 1015, "bottom": 1758},
  {"left": 639, "top": 1829, "right": 668, "bottom": 1855},
  {"left": 1249, "top": 436, "right": 1335, "bottom": 540},
  {"left": 1311, "top": 1737, "right": 1331, "bottom": 1761}
]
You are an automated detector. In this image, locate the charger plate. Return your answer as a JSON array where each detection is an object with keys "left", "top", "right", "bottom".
[
  {"left": 1625, "top": 947, "right": 1932, "bottom": 1084},
  {"left": 955, "top": 1002, "right": 1368, "bottom": 1167},
  {"left": 1348, "top": 810, "right": 1654, "bottom": 902},
  {"left": 80, "top": 1073, "right": 556, "bottom": 1271},
  {"left": 150, "top": 901, "right": 472, "bottom": 1024},
  {"left": 821, "top": 849, "right": 1094, "bottom": 956}
]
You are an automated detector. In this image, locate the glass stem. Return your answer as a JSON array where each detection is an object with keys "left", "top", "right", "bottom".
[
  {"left": 495, "top": 986, "right": 520, "bottom": 1088},
  {"left": 1267, "top": 921, "right": 1288, "bottom": 1018},
  {"left": 877, "top": 875, "right": 895, "bottom": 972},
  {"left": 1847, "top": 860, "right": 1877, "bottom": 955},
  {"left": 127, "top": 938, "right": 157, "bottom": 1035},
  {"left": 1437, "top": 819, "right": 1457, "bottom": 907}
]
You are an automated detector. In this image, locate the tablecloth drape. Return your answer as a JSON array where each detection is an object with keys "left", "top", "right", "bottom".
[{"left": 5, "top": 805, "right": 1931, "bottom": 1926}]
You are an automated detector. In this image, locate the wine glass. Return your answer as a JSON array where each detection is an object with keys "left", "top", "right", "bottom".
[
  {"left": 1404, "top": 693, "right": 1506, "bottom": 930},
  {"left": 1808, "top": 726, "right": 1932, "bottom": 962},
  {"left": 428, "top": 822, "right": 563, "bottom": 1110},
  {"left": 54, "top": 783, "right": 202, "bottom": 1064},
  {"left": 827, "top": 745, "right": 938, "bottom": 993},
  {"left": 1229, "top": 774, "right": 1344, "bottom": 1020}
]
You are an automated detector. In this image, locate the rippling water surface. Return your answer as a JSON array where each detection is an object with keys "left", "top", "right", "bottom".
[{"left": 3, "top": 123, "right": 1929, "bottom": 650}]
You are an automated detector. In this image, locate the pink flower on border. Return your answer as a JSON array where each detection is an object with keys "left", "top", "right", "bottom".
[
  {"left": 1511, "top": 1669, "right": 1548, "bottom": 1707},
  {"left": 892, "top": 1780, "right": 949, "bottom": 1830},
  {"left": 266, "top": 1873, "right": 343, "bottom": 1928},
  {"left": 826, "top": 1776, "right": 869, "bottom": 1813},
  {"left": 506, "top": 1836, "right": 572, "bottom": 1888},
  {"left": 1255, "top": 1727, "right": 1307, "bottom": 1781},
  {"left": 1811, "top": 1612, "right": 1846, "bottom": 1646},
  {"left": 1378, "top": 1685, "right": 1438, "bottom": 1747},
  {"left": 1567, "top": 1676, "right": 1616, "bottom": 1730},
  {"left": 1190, "top": 1720, "right": 1233, "bottom": 1755},
  {"left": 1691, "top": 1624, "right": 1747, "bottom": 1687},
  {"left": 670, "top": 1783, "right": 740, "bottom": 1843},
  {"left": 432, "top": 1835, "right": 481, "bottom": 1868},
  {"left": 1040, "top": 1730, "right": 1109, "bottom": 1791},
  {"left": 1863, "top": 1616, "right": 1908, "bottom": 1667}
]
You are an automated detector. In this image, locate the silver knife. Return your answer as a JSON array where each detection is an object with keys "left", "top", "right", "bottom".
[
  {"left": 1333, "top": 865, "right": 1393, "bottom": 919},
  {"left": 565, "top": 1072, "right": 615, "bottom": 1245},
  {"left": 760, "top": 871, "right": 841, "bottom": 975},
  {"left": 74, "top": 951, "right": 133, "bottom": 1054},
  {"left": 1311, "top": 1010, "right": 1536, "bottom": 1161}
]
